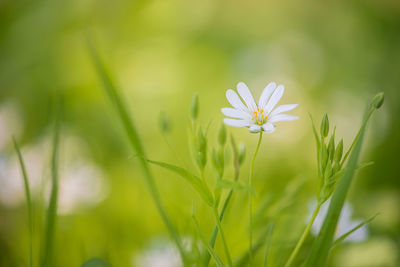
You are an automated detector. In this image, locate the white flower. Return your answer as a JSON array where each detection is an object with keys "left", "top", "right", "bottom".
[
  {"left": 221, "top": 82, "right": 298, "bottom": 133},
  {"left": 309, "top": 200, "right": 369, "bottom": 243}
]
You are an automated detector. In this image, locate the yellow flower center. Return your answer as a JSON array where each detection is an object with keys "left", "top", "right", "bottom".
[{"left": 252, "top": 107, "right": 267, "bottom": 125}]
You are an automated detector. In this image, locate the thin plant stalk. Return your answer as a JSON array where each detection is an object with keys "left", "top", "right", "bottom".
[
  {"left": 263, "top": 223, "right": 274, "bottom": 267},
  {"left": 13, "top": 138, "right": 33, "bottom": 267},
  {"left": 284, "top": 203, "right": 321, "bottom": 267},
  {"left": 248, "top": 132, "right": 263, "bottom": 266},
  {"left": 86, "top": 35, "right": 188, "bottom": 265},
  {"left": 41, "top": 102, "right": 60, "bottom": 267},
  {"left": 192, "top": 212, "right": 225, "bottom": 267},
  {"left": 213, "top": 205, "right": 233, "bottom": 267},
  {"left": 202, "top": 137, "right": 241, "bottom": 266}
]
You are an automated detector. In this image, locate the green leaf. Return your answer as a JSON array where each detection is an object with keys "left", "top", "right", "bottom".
[
  {"left": 308, "top": 113, "right": 320, "bottom": 151},
  {"left": 13, "top": 138, "right": 33, "bottom": 267},
  {"left": 80, "top": 258, "right": 111, "bottom": 267},
  {"left": 332, "top": 213, "right": 379, "bottom": 247},
  {"left": 235, "top": 225, "right": 273, "bottom": 267},
  {"left": 263, "top": 223, "right": 274, "bottom": 267},
  {"left": 147, "top": 159, "right": 214, "bottom": 206},
  {"left": 304, "top": 102, "right": 380, "bottom": 267},
  {"left": 192, "top": 211, "right": 224, "bottom": 267},
  {"left": 41, "top": 98, "right": 61, "bottom": 267},
  {"left": 86, "top": 34, "right": 187, "bottom": 264}
]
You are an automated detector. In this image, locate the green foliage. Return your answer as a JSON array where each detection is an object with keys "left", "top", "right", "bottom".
[
  {"left": 190, "top": 93, "right": 199, "bottom": 121},
  {"left": 332, "top": 213, "right": 379, "bottom": 247},
  {"left": 147, "top": 159, "right": 214, "bottom": 206},
  {"left": 41, "top": 100, "right": 61, "bottom": 267},
  {"left": 320, "top": 113, "right": 329, "bottom": 138},
  {"left": 304, "top": 93, "right": 384, "bottom": 267},
  {"left": 87, "top": 36, "right": 188, "bottom": 264},
  {"left": 13, "top": 138, "right": 33, "bottom": 267}
]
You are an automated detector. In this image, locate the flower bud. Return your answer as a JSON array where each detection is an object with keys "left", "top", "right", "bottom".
[
  {"left": 211, "top": 148, "right": 224, "bottom": 176},
  {"left": 218, "top": 124, "right": 227, "bottom": 146},
  {"left": 334, "top": 139, "right": 343, "bottom": 163},
  {"left": 195, "top": 127, "right": 207, "bottom": 170},
  {"left": 319, "top": 144, "right": 328, "bottom": 176},
  {"left": 190, "top": 93, "right": 199, "bottom": 120},
  {"left": 370, "top": 92, "right": 384, "bottom": 109},
  {"left": 320, "top": 113, "right": 329, "bottom": 138},
  {"left": 238, "top": 143, "right": 246, "bottom": 165},
  {"left": 323, "top": 159, "right": 333, "bottom": 180},
  {"left": 328, "top": 135, "right": 335, "bottom": 161}
]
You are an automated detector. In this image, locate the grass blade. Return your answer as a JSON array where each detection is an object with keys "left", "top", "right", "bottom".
[
  {"left": 147, "top": 159, "right": 214, "bottom": 206},
  {"left": 263, "top": 223, "right": 274, "bottom": 267},
  {"left": 13, "top": 138, "right": 33, "bottom": 267},
  {"left": 201, "top": 135, "right": 241, "bottom": 266},
  {"left": 192, "top": 211, "right": 225, "bottom": 267},
  {"left": 41, "top": 99, "right": 61, "bottom": 267},
  {"left": 86, "top": 34, "right": 187, "bottom": 264},
  {"left": 332, "top": 213, "right": 378, "bottom": 247},
  {"left": 304, "top": 98, "right": 381, "bottom": 267}
]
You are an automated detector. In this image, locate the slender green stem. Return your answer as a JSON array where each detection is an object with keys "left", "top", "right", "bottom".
[
  {"left": 13, "top": 138, "right": 33, "bottom": 267},
  {"left": 86, "top": 37, "right": 188, "bottom": 265},
  {"left": 41, "top": 103, "right": 60, "bottom": 267},
  {"left": 284, "top": 203, "right": 321, "bottom": 267},
  {"left": 213, "top": 205, "right": 233, "bottom": 267},
  {"left": 202, "top": 151, "right": 240, "bottom": 266},
  {"left": 248, "top": 132, "right": 263, "bottom": 266}
]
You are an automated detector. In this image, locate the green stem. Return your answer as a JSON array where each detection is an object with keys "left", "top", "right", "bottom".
[
  {"left": 248, "top": 132, "right": 263, "bottom": 266},
  {"left": 13, "top": 138, "right": 33, "bottom": 267},
  {"left": 213, "top": 206, "right": 233, "bottom": 267},
  {"left": 202, "top": 149, "right": 240, "bottom": 266},
  {"left": 284, "top": 203, "right": 321, "bottom": 267}
]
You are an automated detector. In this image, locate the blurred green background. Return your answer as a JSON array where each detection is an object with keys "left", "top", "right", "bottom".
[{"left": 0, "top": 0, "right": 399, "bottom": 266}]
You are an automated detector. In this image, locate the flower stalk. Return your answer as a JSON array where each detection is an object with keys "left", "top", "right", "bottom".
[
  {"left": 284, "top": 202, "right": 321, "bottom": 267},
  {"left": 248, "top": 132, "right": 263, "bottom": 266}
]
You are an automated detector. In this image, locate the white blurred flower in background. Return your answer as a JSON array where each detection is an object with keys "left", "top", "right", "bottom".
[
  {"left": 133, "top": 238, "right": 182, "bottom": 267},
  {"left": 0, "top": 113, "right": 108, "bottom": 213},
  {"left": 309, "top": 200, "right": 368, "bottom": 243}
]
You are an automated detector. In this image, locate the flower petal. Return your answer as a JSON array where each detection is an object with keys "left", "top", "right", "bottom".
[
  {"left": 268, "top": 114, "right": 298, "bottom": 123},
  {"left": 221, "top": 108, "right": 251, "bottom": 119},
  {"left": 249, "top": 125, "right": 262, "bottom": 133},
  {"left": 262, "top": 123, "right": 275, "bottom": 133},
  {"left": 265, "top": 85, "right": 284, "bottom": 114},
  {"left": 226, "top": 89, "right": 249, "bottom": 113},
  {"left": 258, "top": 82, "right": 276, "bottom": 110},
  {"left": 269, "top": 104, "right": 298, "bottom": 117},
  {"left": 223, "top": 118, "right": 250, "bottom": 127},
  {"left": 237, "top": 82, "right": 257, "bottom": 112}
]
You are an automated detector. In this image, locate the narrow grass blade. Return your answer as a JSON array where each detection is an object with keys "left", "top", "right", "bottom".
[
  {"left": 147, "top": 159, "right": 214, "bottom": 206},
  {"left": 86, "top": 34, "right": 187, "bottom": 263},
  {"left": 332, "top": 213, "right": 378, "bottom": 247},
  {"left": 192, "top": 211, "right": 224, "bottom": 267},
  {"left": 308, "top": 113, "right": 320, "bottom": 150},
  {"left": 201, "top": 135, "right": 241, "bottom": 266},
  {"left": 41, "top": 100, "right": 61, "bottom": 267},
  {"left": 304, "top": 103, "right": 379, "bottom": 267},
  {"left": 235, "top": 226, "right": 272, "bottom": 267},
  {"left": 13, "top": 138, "right": 33, "bottom": 267},
  {"left": 263, "top": 223, "right": 274, "bottom": 267}
]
